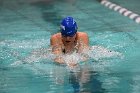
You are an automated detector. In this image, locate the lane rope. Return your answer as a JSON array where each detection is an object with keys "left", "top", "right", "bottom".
[{"left": 100, "top": 0, "right": 140, "bottom": 24}]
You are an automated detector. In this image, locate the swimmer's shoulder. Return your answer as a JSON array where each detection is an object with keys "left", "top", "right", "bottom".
[
  {"left": 77, "top": 32, "right": 88, "bottom": 38},
  {"left": 51, "top": 33, "right": 61, "bottom": 40},
  {"left": 76, "top": 32, "right": 89, "bottom": 45},
  {"left": 50, "top": 33, "right": 62, "bottom": 45}
]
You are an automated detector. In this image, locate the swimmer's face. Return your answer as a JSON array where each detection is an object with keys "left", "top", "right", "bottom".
[{"left": 62, "top": 34, "right": 76, "bottom": 44}]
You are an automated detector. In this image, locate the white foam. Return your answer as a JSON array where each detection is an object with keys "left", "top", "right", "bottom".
[
  {"left": 85, "top": 46, "right": 122, "bottom": 60},
  {"left": 11, "top": 45, "right": 123, "bottom": 72},
  {"left": 11, "top": 48, "right": 55, "bottom": 66},
  {"left": 58, "top": 45, "right": 123, "bottom": 69},
  {"left": 0, "top": 39, "right": 50, "bottom": 49}
]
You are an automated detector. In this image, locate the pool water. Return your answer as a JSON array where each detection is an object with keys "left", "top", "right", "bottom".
[{"left": 0, "top": 0, "right": 140, "bottom": 93}]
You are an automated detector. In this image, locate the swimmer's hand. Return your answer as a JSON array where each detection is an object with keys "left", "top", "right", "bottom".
[
  {"left": 67, "top": 62, "right": 78, "bottom": 67},
  {"left": 66, "top": 58, "right": 78, "bottom": 67},
  {"left": 54, "top": 56, "right": 65, "bottom": 64},
  {"left": 53, "top": 53, "right": 81, "bottom": 68},
  {"left": 54, "top": 57, "right": 78, "bottom": 67}
]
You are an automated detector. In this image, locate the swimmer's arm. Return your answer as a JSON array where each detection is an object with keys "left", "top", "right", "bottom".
[
  {"left": 78, "top": 33, "right": 90, "bottom": 62},
  {"left": 50, "top": 36, "right": 65, "bottom": 64},
  {"left": 78, "top": 33, "right": 89, "bottom": 52},
  {"left": 78, "top": 33, "right": 90, "bottom": 61}
]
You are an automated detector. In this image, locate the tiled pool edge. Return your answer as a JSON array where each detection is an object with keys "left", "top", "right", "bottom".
[{"left": 100, "top": 0, "right": 140, "bottom": 24}]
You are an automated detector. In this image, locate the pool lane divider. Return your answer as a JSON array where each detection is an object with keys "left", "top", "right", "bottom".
[{"left": 100, "top": 0, "right": 140, "bottom": 24}]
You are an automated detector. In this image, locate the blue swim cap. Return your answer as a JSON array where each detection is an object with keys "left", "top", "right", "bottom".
[{"left": 60, "top": 17, "right": 78, "bottom": 37}]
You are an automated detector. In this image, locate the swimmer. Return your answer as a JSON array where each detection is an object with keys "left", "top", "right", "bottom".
[{"left": 50, "top": 16, "right": 89, "bottom": 65}]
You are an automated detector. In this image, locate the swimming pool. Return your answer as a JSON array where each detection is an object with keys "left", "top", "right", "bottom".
[{"left": 0, "top": 0, "right": 140, "bottom": 93}]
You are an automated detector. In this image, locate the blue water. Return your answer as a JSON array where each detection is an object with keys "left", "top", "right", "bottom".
[{"left": 0, "top": 0, "right": 140, "bottom": 93}]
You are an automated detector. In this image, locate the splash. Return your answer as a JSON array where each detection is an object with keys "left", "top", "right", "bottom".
[
  {"left": 11, "top": 48, "right": 55, "bottom": 66},
  {"left": 54, "top": 45, "right": 123, "bottom": 69},
  {"left": 87, "top": 46, "right": 123, "bottom": 60},
  {"left": 11, "top": 45, "right": 123, "bottom": 69}
]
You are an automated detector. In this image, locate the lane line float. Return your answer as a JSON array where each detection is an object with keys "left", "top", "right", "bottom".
[{"left": 100, "top": 0, "right": 140, "bottom": 24}]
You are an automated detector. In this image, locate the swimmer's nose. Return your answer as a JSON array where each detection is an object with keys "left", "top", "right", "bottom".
[{"left": 66, "top": 36, "right": 70, "bottom": 40}]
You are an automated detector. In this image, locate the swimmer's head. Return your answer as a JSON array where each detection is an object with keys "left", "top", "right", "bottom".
[{"left": 60, "top": 17, "right": 78, "bottom": 37}]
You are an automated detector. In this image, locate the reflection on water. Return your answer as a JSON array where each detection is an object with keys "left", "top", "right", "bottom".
[{"left": 69, "top": 65, "right": 105, "bottom": 93}]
